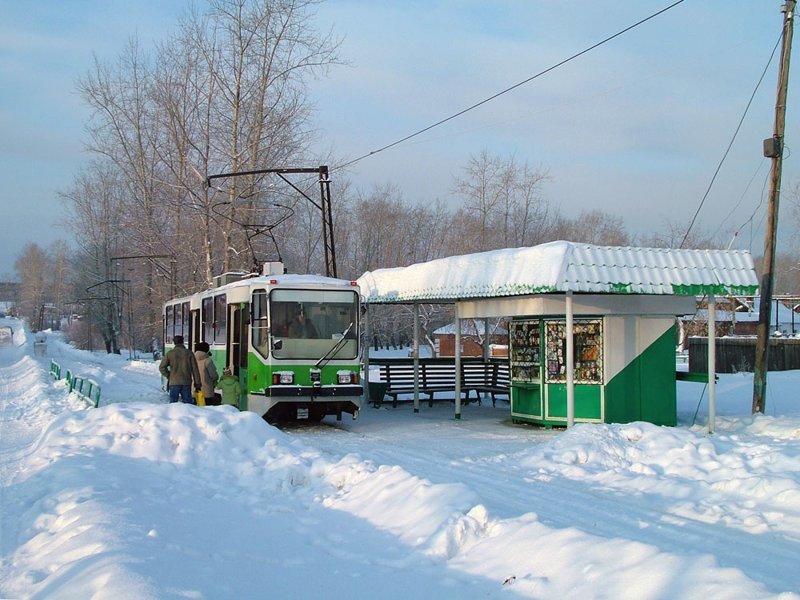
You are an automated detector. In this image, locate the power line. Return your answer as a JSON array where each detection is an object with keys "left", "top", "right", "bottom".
[
  {"left": 724, "top": 166, "right": 771, "bottom": 251},
  {"left": 680, "top": 32, "right": 782, "bottom": 248},
  {"left": 741, "top": 169, "right": 772, "bottom": 253},
  {"left": 333, "top": 0, "right": 687, "bottom": 173},
  {"left": 714, "top": 160, "right": 767, "bottom": 244}
]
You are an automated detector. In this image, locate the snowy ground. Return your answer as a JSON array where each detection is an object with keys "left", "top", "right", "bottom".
[{"left": 1, "top": 317, "right": 799, "bottom": 599}]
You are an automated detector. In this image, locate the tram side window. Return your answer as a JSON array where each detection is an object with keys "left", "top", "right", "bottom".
[
  {"left": 202, "top": 297, "right": 213, "bottom": 342},
  {"left": 214, "top": 294, "right": 227, "bottom": 343},
  {"left": 252, "top": 289, "right": 269, "bottom": 357},
  {"left": 166, "top": 301, "right": 191, "bottom": 342},
  {"left": 181, "top": 302, "right": 189, "bottom": 337}
]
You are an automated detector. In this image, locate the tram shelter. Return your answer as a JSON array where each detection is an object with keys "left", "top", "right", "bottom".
[{"left": 357, "top": 241, "right": 758, "bottom": 430}]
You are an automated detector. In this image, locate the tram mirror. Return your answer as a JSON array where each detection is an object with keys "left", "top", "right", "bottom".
[{"left": 272, "top": 338, "right": 283, "bottom": 350}]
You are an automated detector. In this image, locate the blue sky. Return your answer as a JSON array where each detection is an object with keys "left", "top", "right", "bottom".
[{"left": 1, "top": 1, "right": 798, "bottom": 278}]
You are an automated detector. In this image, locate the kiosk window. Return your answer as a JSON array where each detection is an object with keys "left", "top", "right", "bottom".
[
  {"left": 545, "top": 319, "right": 603, "bottom": 384},
  {"left": 510, "top": 320, "right": 541, "bottom": 382}
]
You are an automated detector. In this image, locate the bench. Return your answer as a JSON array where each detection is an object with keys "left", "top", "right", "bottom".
[
  {"left": 461, "top": 362, "right": 510, "bottom": 407},
  {"left": 372, "top": 359, "right": 509, "bottom": 408},
  {"left": 380, "top": 362, "right": 462, "bottom": 407}
]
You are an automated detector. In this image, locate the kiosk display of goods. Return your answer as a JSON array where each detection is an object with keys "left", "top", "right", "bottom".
[{"left": 511, "top": 318, "right": 604, "bottom": 425}]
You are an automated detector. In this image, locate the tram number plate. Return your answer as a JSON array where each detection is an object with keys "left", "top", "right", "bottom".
[{"left": 297, "top": 408, "right": 309, "bottom": 420}]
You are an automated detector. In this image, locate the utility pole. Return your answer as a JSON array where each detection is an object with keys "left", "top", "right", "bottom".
[{"left": 753, "top": 0, "right": 795, "bottom": 414}]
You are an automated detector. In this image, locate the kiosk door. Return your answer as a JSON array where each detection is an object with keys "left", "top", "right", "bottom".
[{"left": 543, "top": 319, "right": 603, "bottom": 422}]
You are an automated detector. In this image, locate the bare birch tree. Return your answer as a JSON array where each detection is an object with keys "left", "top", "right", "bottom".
[
  {"left": 551, "top": 209, "right": 630, "bottom": 246},
  {"left": 61, "top": 0, "right": 342, "bottom": 351},
  {"left": 60, "top": 163, "right": 129, "bottom": 352},
  {"left": 197, "top": 0, "right": 341, "bottom": 275},
  {"left": 453, "top": 149, "right": 550, "bottom": 252},
  {"left": 14, "top": 244, "right": 49, "bottom": 330}
]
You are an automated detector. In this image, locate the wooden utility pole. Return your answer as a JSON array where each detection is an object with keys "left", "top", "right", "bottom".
[{"left": 753, "top": 0, "right": 795, "bottom": 414}]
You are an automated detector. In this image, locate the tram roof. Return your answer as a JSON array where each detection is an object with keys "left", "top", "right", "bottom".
[
  {"left": 166, "top": 273, "right": 359, "bottom": 304},
  {"left": 218, "top": 273, "right": 357, "bottom": 290},
  {"left": 356, "top": 241, "right": 758, "bottom": 304}
]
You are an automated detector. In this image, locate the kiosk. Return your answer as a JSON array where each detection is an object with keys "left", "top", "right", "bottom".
[
  {"left": 358, "top": 241, "right": 759, "bottom": 427},
  {"left": 506, "top": 308, "right": 678, "bottom": 426}
]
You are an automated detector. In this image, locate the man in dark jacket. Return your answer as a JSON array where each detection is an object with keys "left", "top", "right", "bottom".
[{"left": 159, "top": 335, "right": 202, "bottom": 403}]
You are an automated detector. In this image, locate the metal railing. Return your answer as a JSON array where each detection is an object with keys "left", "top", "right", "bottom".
[
  {"left": 50, "top": 360, "right": 101, "bottom": 408},
  {"left": 49, "top": 360, "right": 61, "bottom": 380}
]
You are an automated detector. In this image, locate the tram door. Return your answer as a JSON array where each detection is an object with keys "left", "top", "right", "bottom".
[
  {"left": 189, "top": 309, "right": 201, "bottom": 353},
  {"left": 227, "top": 303, "right": 249, "bottom": 375}
]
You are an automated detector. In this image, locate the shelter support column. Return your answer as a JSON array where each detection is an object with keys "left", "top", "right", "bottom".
[
  {"left": 363, "top": 304, "right": 370, "bottom": 405},
  {"left": 566, "top": 292, "right": 575, "bottom": 428},
  {"left": 708, "top": 294, "right": 716, "bottom": 433},
  {"left": 413, "top": 302, "right": 420, "bottom": 413},
  {"left": 483, "top": 317, "right": 490, "bottom": 405},
  {"left": 455, "top": 303, "right": 462, "bottom": 420},
  {"left": 483, "top": 318, "right": 490, "bottom": 362}
]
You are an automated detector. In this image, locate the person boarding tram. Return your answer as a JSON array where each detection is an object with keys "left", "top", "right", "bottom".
[{"left": 159, "top": 335, "right": 202, "bottom": 403}]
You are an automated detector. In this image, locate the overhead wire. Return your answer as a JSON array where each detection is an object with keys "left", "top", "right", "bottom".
[
  {"left": 211, "top": 1, "right": 689, "bottom": 219},
  {"left": 715, "top": 160, "right": 767, "bottom": 246},
  {"left": 727, "top": 167, "right": 772, "bottom": 252},
  {"left": 332, "top": 0, "right": 687, "bottom": 173},
  {"left": 679, "top": 31, "right": 783, "bottom": 248}
]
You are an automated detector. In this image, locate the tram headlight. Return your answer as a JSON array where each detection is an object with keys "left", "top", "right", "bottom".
[
  {"left": 273, "top": 371, "right": 294, "bottom": 385},
  {"left": 337, "top": 371, "right": 359, "bottom": 384}
]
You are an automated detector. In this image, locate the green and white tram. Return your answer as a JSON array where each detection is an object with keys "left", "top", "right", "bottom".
[{"left": 163, "top": 262, "right": 362, "bottom": 422}]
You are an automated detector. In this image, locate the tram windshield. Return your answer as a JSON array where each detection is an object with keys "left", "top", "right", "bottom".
[{"left": 253, "top": 288, "right": 358, "bottom": 360}]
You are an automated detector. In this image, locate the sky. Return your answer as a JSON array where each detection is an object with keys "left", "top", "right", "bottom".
[
  {"left": 2, "top": 1, "right": 800, "bottom": 278},
  {"left": 3, "top": 318, "right": 800, "bottom": 597}
]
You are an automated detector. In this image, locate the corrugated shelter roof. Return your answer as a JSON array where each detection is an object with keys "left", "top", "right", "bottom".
[{"left": 357, "top": 241, "right": 759, "bottom": 304}]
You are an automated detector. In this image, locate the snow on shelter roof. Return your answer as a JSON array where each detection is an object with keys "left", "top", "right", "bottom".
[{"left": 356, "top": 241, "right": 759, "bottom": 304}]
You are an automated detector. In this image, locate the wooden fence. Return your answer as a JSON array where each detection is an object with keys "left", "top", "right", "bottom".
[{"left": 688, "top": 336, "right": 800, "bottom": 373}]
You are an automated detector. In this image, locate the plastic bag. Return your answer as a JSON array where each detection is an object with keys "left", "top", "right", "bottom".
[{"left": 196, "top": 390, "right": 206, "bottom": 406}]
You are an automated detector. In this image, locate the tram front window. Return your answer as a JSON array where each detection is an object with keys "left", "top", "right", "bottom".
[{"left": 269, "top": 289, "right": 358, "bottom": 360}]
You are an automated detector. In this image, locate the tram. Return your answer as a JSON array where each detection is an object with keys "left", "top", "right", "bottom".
[{"left": 163, "top": 262, "right": 362, "bottom": 422}]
